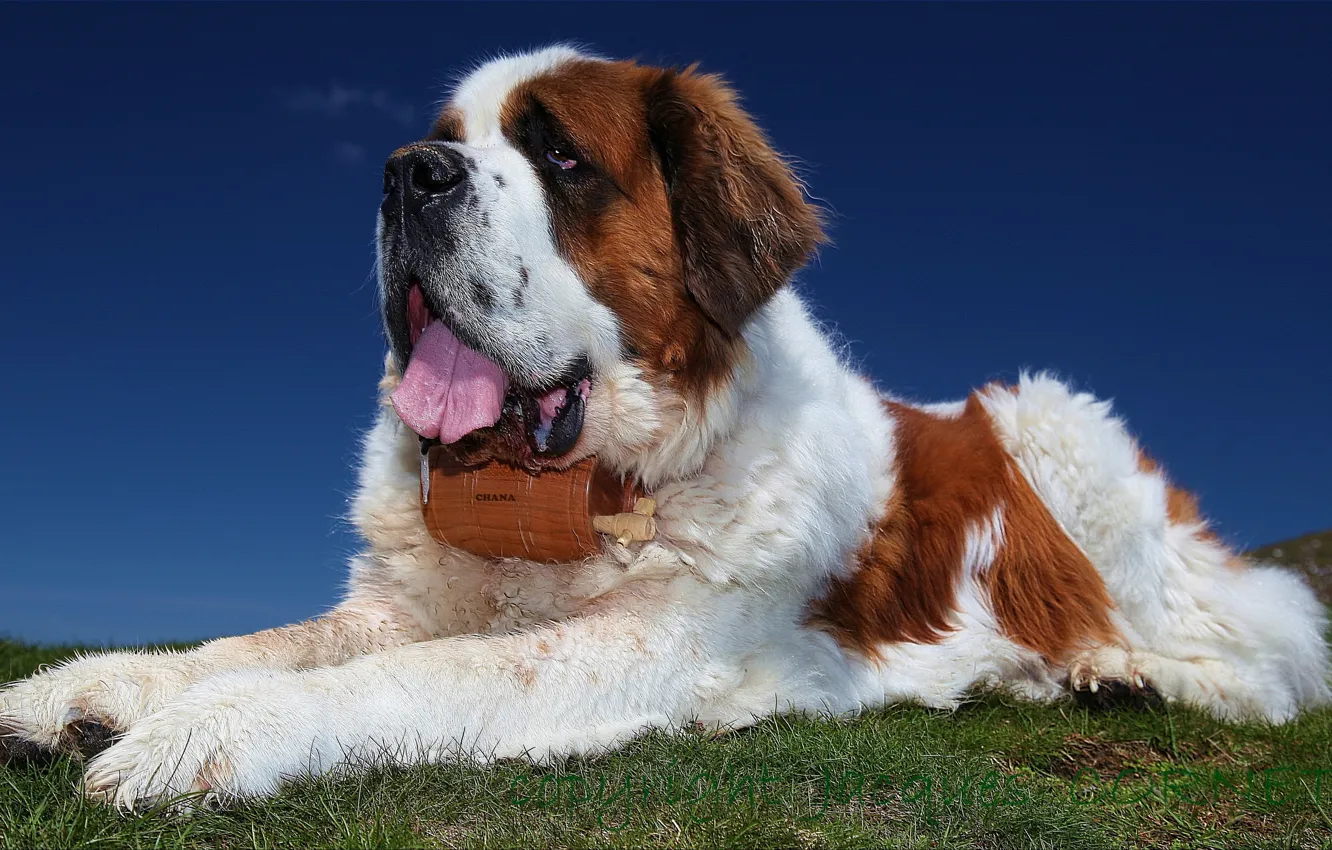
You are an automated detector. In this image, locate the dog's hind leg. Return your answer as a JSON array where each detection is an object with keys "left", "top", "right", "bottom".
[{"left": 977, "top": 375, "right": 1330, "bottom": 723}]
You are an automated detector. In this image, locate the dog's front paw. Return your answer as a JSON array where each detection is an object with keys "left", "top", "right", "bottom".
[
  {"left": 82, "top": 670, "right": 328, "bottom": 810},
  {"left": 0, "top": 652, "right": 201, "bottom": 762}
]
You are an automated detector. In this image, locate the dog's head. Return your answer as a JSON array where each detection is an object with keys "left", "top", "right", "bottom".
[{"left": 377, "top": 46, "right": 823, "bottom": 482}]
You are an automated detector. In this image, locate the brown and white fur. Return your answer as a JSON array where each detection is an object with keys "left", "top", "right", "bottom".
[{"left": 2, "top": 46, "right": 1327, "bottom": 810}]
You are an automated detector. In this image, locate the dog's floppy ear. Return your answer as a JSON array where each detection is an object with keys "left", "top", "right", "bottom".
[{"left": 645, "top": 66, "right": 826, "bottom": 338}]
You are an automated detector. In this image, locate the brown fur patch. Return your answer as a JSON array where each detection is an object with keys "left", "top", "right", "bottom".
[
  {"left": 485, "top": 58, "right": 822, "bottom": 402},
  {"left": 813, "top": 399, "right": 1008, "bottom": 647},
  {"left": 813, "top": 395, "right": 1119, "bottom": 661},
  {"left": 427, "top": 107, "right": 464, "bottom": 143},
  {"left": 514, "top": 660, "right": 537, "bottom": 690}
]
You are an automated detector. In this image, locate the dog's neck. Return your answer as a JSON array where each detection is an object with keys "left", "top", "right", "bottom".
[
  {"left": 627, "top": 287, "right": 878, "bottom": 490},
  {"left": 624, "top": 287, "right": 891, "bottom": 589}
]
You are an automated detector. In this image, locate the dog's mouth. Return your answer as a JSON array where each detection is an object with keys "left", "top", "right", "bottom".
[{"left": 391, "top": 282, "right": 590, "bottom": 461}]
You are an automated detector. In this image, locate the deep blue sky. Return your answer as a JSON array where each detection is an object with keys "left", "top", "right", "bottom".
[{"left": 2, "top": 3, "right": 1329, "bottom": 645}]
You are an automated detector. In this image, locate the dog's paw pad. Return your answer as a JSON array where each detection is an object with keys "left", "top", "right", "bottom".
[{"left": 65, "top": 717, "right": 121, "bottom": 758}]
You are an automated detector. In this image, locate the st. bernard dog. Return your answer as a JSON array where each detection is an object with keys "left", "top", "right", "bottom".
[{"left": 3, "top": 46, "right": 1328, "bottom": 809}]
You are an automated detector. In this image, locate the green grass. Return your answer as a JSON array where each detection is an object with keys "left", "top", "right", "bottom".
[{"left": 3, "top": 640, "right": 1332, "bottom": 849}]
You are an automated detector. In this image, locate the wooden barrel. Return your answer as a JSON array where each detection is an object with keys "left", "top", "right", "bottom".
[{"left": 420, "top": 448, "right": 641, "bottom": 562}]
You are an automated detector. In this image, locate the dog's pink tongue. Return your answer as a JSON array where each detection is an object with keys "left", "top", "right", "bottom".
[{"left": 391, "top": 320, "right": 509, "bottom": 443}]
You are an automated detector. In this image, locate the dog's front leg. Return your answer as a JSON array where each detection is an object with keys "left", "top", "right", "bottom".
[
  {"left": 0, "top": 595, "right": 429, "bottom": 760},
  {"left": 83, "top": 588, "right": 725, "bottom": 810}
]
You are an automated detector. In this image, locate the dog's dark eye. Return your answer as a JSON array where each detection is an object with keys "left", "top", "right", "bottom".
[{"left": 544, "top": 147, "right": 578, "bottom": 170}]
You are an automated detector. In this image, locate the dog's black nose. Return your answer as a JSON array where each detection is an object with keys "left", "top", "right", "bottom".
[{"left": 383, "top": 145, "right": 466, "bottom": 214}]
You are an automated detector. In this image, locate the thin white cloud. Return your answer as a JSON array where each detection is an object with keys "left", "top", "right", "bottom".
[
  {"left": 331, "top": 141, "right": 366, "bottom": 164},
  {"left": 284, "top": 83, "right": 416, "bottom": 126}
]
